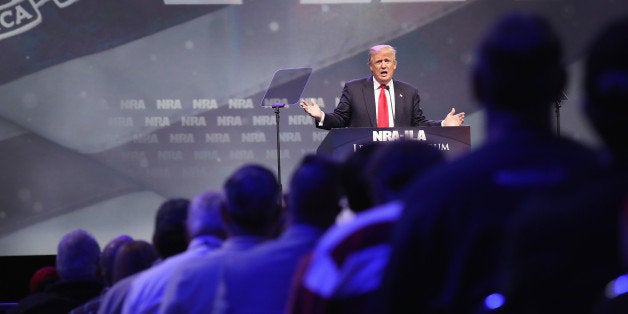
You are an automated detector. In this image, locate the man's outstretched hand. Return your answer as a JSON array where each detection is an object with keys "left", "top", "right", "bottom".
[
  {"left": 442, "top": 108, "right": 465, "bottom": 126},
  {"left": 300, "top": 98, "right": 324, "bottom": 121}
]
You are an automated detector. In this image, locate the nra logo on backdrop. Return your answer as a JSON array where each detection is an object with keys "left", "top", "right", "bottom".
[{"left": 0, "top": 0, "right": 79, "bottom": 41}]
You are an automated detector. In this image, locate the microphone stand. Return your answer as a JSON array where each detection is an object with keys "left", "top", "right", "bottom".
[
  {"left": 554, "top": 100, "right": 561, "bottom": 136},
  {"left": 554, "top": 91, "right": 567, "bottom": 136}
]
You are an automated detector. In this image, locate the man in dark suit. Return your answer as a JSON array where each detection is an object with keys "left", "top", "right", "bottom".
[{"left": 300, "top": 44, "right": 464, "bottom": 129}]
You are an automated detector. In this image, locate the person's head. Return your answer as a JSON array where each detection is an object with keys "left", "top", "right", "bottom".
[
  {"left": 368, "top": 140, "right": 444, "bottom": 204},
  {"left": 55, "top": 229, "right": 101, "bottom": 281},
  {"left": 100, "top": 234, "right": 133, "bottom": 287},
  {"left": 369, "top": 44, "right": 397, "bottom": 85},
  {"left": 152, "top": 198, "right": 190, "bottom": 259},
  {"left": 111, "top": 240, "right": 158, "bottom": 284},
  {"left": 287, "top": 154, "right": 343, "bottom": 229},
  {"left": 28, "top": 266, "right": 58, "bottom": 294},
  {"left": 187, "top": 191, "right": 227, "bottom": 240},
  {"left": 584, "top": 16, "right": 628, "bottom": 161},
  {"left": 223, "top": 164, "right": 281, "bottom": 236},
  {"left": 341, "top": 142, "right": 383, "bottom": 213},
  {"left": 473, "top": 12, "right": 565, "bottom": 120}
]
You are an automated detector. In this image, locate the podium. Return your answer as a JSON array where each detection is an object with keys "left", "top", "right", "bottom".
[{"left": 316, "top": 126, "right": 471, "bottom": 161}]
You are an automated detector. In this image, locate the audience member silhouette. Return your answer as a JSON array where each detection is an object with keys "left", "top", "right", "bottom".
[
  {"left": 99, "top": 235, "right": 134, "bottom": 290},
  {"left": 27, "top": 266, "right": 58, "bottom": 295},
  {"left": 159, "top": 164, "right": 282, "bottom": 313},
  {"left": 97, "top": 198, "right": 190, "bottom": 314},
  {"left": 68, "top": 235, "right": 133, "bottom": 314},
  {"left": 210, "top": 154, "right": 342, "bottom": 314},
  {"left": 110, "top": 240, "right": 158, "bottom": 284},
  {"left": 12, "top": 230, "right": 103, "bottom": 314},
  {"left": 151, "top": 198, "right": 191, "bottom": 259},
  {"left": 492, "top": 16, "right": 628, "bottom": 314},
  {"left": 382, "top": 12, "right": 603, "bottom": 314},
  {"left": 290, "top": 140, "right": 444, "bottom": 314},
  {"left": 340, "top": 142, "right": 383, "bottom": 214},
  {"left": 123, "top": 191, "right": 226, "bottom": 314},
  {"left": 589, "top": 17, "right": 628, "bottom": 314},
  {"left": 583, "top": 18, "right": 628, "bottom": 171}
]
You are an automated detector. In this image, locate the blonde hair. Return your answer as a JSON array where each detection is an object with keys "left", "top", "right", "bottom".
[{"left": 368, "top": 44, "right": 396, "bottom": 65}]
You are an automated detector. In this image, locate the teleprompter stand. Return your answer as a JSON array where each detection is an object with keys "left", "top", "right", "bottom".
[
  {"left": 260, "top": 67, "right": 312, "bottom": 193},
  {"left": 554, "top": 92, "right": 568, "bottom": 136}
]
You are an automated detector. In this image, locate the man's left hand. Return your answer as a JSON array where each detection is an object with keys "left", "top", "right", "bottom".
[{"left": 442, "top": 108, "right": 465, "bottom": 126}]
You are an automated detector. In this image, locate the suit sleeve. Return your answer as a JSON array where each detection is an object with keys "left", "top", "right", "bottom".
[
  {"left": 410, "top": 88, "right": 442, "bottom": 127},
  {"left": 318, "top": 84, "right": 353, "bottom": 130}
]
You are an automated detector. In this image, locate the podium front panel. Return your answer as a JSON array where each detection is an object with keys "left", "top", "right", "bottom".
[{"left": 316, "top": 126, "right": 471, "bottom": 161}]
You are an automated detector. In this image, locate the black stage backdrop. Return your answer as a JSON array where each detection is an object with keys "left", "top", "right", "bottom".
[{"left": 0, "top": 0, "right": 626, "bottom": 256}]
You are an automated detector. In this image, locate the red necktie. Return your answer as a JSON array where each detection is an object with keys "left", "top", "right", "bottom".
[{"left": 377, "top": 84, "right": 389, "bottom": 128}]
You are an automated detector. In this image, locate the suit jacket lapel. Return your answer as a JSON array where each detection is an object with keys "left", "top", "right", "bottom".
[
  {"left": 394, "top": 80, "right": 403, "bottom": 125},
  {"left": 364, "top": 77, "right": 377, "bottom": 127}
]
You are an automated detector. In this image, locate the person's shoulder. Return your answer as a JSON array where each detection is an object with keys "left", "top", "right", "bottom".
[
  {"left": 397, "top": 151, "right": 487, "bottom": 214},
  {"left": 130, "top": 260, "right": 164, "bottom": 287},
  {"left": 345, "top": 76, "right": 372, "bottom": 87},
  {"left": 149, "top": 248, "right": 198, "bottom": 270},
  {"left": 12, "top": 292, "right": 53, "bottom": 312},
  {"left": 170, "top": 248, "right": 227, "bottom": 281},
  {"left": 104, "top": 274, "right": 137, "bottom": 296},
  {"left": 14, "top": 292, "right": 78, "bottom": 314},
  {"left": 392, "top": 79, "right": 417, "bottom": 90},
  {"left": 236, "top": 237, "right": 283, "bottom": 260},
  {"left": 314, "top": 203, "right": 400, "bottom": 254},
  {"left": 99, "top": 276, "right": 137, "bottom": 314}
]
